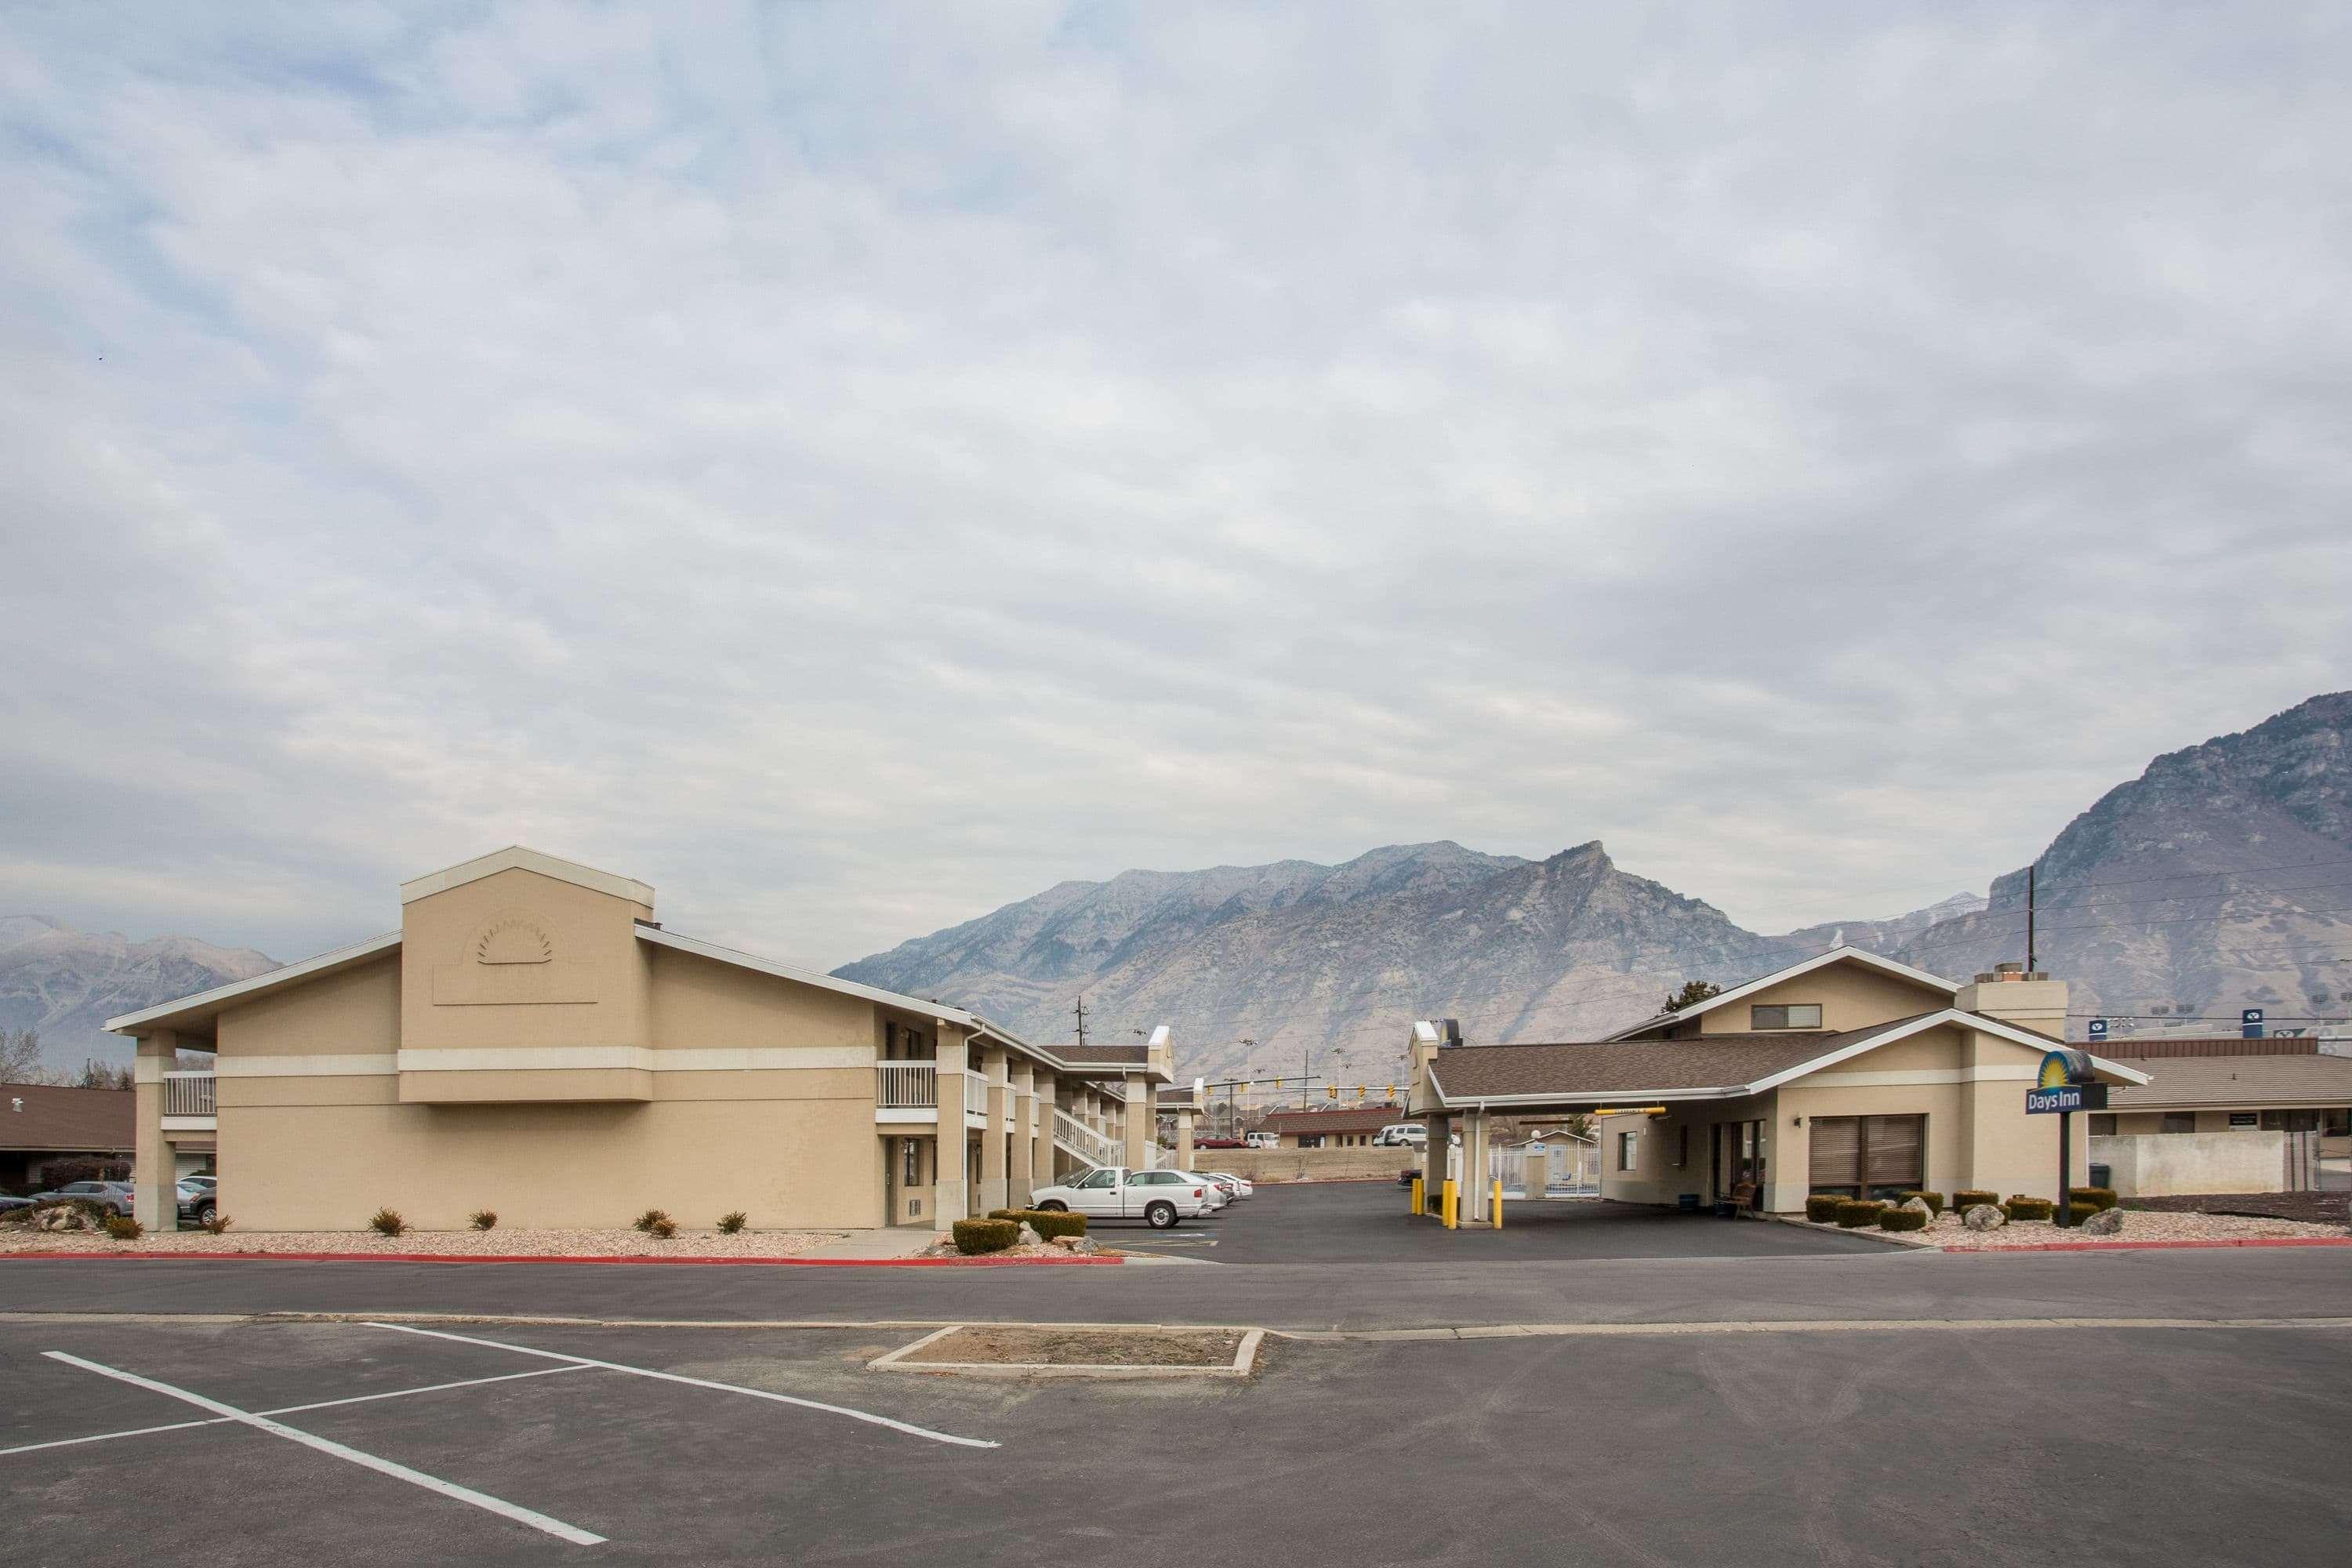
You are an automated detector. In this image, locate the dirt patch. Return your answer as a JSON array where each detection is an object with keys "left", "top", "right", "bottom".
[
  {"left": 0, "top": 1225, "right": 843, "bottom": 1259},
  {"left": 2123, "top": 1192, "right": 2349, "bottom": 1226},
  {"left": 899, "top": 1325, "right": 1246, "bottom": 1367}
]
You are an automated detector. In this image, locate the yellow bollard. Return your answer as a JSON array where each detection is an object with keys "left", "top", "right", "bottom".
[
  {"left": 1410, "top": 1175, "right": 1425, "bottom": 1217},
  {"left": 1443, "top": 1178, "right": 1458, "bottom": 1229},
  {"left": 1491, "top": 1178, "right": 1503, "bottom": 1229}
]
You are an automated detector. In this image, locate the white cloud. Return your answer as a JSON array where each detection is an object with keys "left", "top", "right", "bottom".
[{"left": 2, "top": 2, "right": 2347, "bottom": 966}]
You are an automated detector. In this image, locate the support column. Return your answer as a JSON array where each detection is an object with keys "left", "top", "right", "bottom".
[
  {"left": 1174, "top": 1105, "right": 1195, "bottom": 1171},
  {"left": 935, "top": 1029, "right": 969, "bottom": 1225},
  {"left": 1033, "top": 1069, "right": 1058, "bottom": 1182},
  {"left": 132, "top": 1030, "right": 177, "bottom": 1232},
  {"left": 979, "top": 1044, "right": 1010, "bottom": 1214},
  {"left": 1422, "top": 1112, "right": 1453, "bottom": 1225},
  {"left": 1007, "top": 1060, "right": 1036, "bottom": 1207},
  {"left": 1464, "top": 1110, "right": 1489, "bottom": 1223},
  {"left": 1123, "top": 1071, "right": 1149, "bottom": 1171}
]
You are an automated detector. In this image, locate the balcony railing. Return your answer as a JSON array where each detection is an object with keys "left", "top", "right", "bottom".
[
  {"left": 964, "top": 1072, "right": 989, "bottom": 1118},
  {"left": 875, "top": 1062, "right": 938, "bottom": 1109},
  {"left": 162, "top": 1072, "right": 216, "bottom": 1119}
]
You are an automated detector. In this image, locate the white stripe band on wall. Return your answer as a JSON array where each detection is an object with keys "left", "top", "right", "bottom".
[{"left": 217, "top": 1048, "right": 870, "bottom": 1077}]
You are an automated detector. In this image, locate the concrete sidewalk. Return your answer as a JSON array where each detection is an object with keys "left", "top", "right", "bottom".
[{"left": 794, "top": 1229, "right": 936, "bottom": 1261}]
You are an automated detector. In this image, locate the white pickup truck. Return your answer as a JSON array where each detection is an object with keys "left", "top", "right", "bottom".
[{"left": 1027, "top": 1167, "right": 1216, "bottom": 1229}]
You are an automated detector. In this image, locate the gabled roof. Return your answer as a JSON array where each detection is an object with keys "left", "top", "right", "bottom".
[
  {"left": 0, "top": 1083, "right": 134, "bottom": 1153},
  {"left": 1426, "top": 1007, "right": 2148, "bottom": 1109},
  {"left": 2105, "top": 1052, "right": 2352, "bottom": 1111},
  {"left": 103, "top": 931, "right": 404, "bottom": 1039},
  {"left": 1602, "top": 946, "right": 1959, "bottom": 1041},
  {"left": 400, "top": 846, "right": 653, "bottom": 907},
  {"left": 1261, "top": 1105, "right": 1404, "bottom": 1134}
]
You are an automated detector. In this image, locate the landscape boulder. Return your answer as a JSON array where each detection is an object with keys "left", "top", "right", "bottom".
[
  {"left": 1962, "top": 1203, "right": 2006, "bottom": 1232},
  {"left": 1900, "top": 1196, "right": 1933, "bottom": 1219},
  {"left": 1015, "top": 1221, "right": 1044, "bottom": 1247},
  {"left": 2078, "top": 1206, "right": 2125, "bottom": 1236}
]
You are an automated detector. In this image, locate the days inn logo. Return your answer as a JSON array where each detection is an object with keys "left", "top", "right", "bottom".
[{"left": 2035, "top": 1047, "right": 2096, "bottom": 1090}]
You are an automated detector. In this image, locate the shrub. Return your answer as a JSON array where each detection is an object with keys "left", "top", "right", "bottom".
[
  {"left": 2003, "top": 1196, "right": 2055, "bottom": 1222},
  {"left": 1878, "top": 1207, "right": 1929, "bottom": 1232},
  {"left": 1805, "top": 1195, "right": 1846, "bottom": 1223},
  {"left": 986, "top": 1207, "right": 1088, "bottom": 1241},
  {"left": 645, "top": 1217, "right": 677, "bottom": 1239},
  {"left": 201, "top": 1213, "right": 233, "bottom": 1236},
  {"left": 1953, "top": 1189, "right": 1998, "bottom": 1211},
  {"left": 469, "top": 1210, "right": 498, "bottom": 1231},
  {"left": 633, "top": 1208, "right": 671, "bottom": 1233},
  {"left": 717, "top": 1211, "right": 747, "bottom": 1234},
  {"left": 368, "top": 1208, "right": 407, "bottom": 1237},
  {"left": 2072, "top": 1188, "right": 2118, "bottom": 1211},
  {"left": 951, "top": 1218, "right": 1018, "bottom": 1255},
  {"left": 103, "top": 1214, "right": 143, "bottom": 1241},
  {"left": 1834, "top": 1200, "right": 1886, "bottom": 1229},
  {"left": 1900, "top": 1191, "right": 1946, "bottom": 1218},
  {"left": 2063, "top": 1202, "right": 2111, "bottom": 1227}
]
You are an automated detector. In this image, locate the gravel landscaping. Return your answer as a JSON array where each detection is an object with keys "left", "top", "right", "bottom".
[
  {"left": 1788, "top": 1208, "right": 2347, "bottom": 1250},
  {"left": 898, "top": 1324, "right": 1247, "bottom": 1367},
  {"left": 0, "top": 1225, "right": 843, "bottom": 1259}
]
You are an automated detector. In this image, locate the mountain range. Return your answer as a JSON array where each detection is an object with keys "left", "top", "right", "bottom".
[
  {"left": 10, "top": 693, "right": 2347, "bottom": 1084},
  {"left": 837, "top": 692, "right": 2352, "bottom": 1085}
]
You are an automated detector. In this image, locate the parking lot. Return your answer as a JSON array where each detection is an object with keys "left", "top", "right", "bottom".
[
  {"left": 1116, "top": 1178, "right": 1900, "bottom": 1262},
  {"left": 9, "top": 1310, "right": 2352, "bottom": 1564}
]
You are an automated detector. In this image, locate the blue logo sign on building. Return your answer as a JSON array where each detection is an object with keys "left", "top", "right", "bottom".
[
  {"left": 2086, "top": 1018, "right": 2108, "bottom": 1041},
  {"left": 2242, "top": 1007, "right": 2265, "bottom": 1040}
]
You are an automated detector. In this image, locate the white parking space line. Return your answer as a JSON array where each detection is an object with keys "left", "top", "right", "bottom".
[
  {"left": 39, "top": 1353, "right": 606, "bottom": 1547},
  {"left": 0, "top": 1364, "right": 592, "bottom": 1459},
  {"left": 367, "top": 1321, "right": 1003, "bottom": 1450}
]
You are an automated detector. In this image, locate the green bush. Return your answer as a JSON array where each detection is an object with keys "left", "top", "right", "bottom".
[
  {"left": 1834, "top": 1200, "right": 1886, "bottom": 1229},
  {"left": 1899, "top": 1191, "right": 1946, "bottom": 1218},
  {"left": 201, "top": 1213, "right": 233, "bottom": 1236},
  {"left": 368, "top": 1208, "right": 407, "bottom": 1237},
  {"left": 632, "top": 1208, "right": 671, "bottom": 1233},
  {"left": 951, "top": 1218, "right": 1018, "bottom": 1255},
  {"left": 2063, "top": 1202, "right": 2111, "bottom": 1227},
  {"left": 645, "top": 1217, "right": 677, "bottom": 1239},
  {"left": 1805, "top": 1195, "right": 1846, "bottom": 1223},
  {"left": 2003, "top": 1196, "right": 2055, "bottom": 1222},
  {"left": 1878, "top": 1207, "right": 1929, "bottom": 1232},
  {"left": 2071, "top": 1188, "right": 2117, "bottom": 1211},
  {"left": 103, "top": 1214, "right": 143, "bottom": 1241},
  {"left": 717, "top": 1210, "right": 747, "bottom": 1234},
  {"left": 1953, "top": 1189, "right": 1998, "bottom": 1211},
  {"left": 469, "top": 1210, "right": 498, "bottom": 1231}
]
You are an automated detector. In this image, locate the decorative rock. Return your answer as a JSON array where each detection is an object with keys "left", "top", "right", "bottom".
[
  {"left": 2078, "top": 1205, "right": 2125, "bottom": 1236},
  {"left": 1015, "top": 1222, "right": 1044, "bottom": 1246},
  {"left": 1901, "top": 1197, "right": 1933, "bottom": 1218},
  {"left": 1962, "top": 1203, "right": 2006, "bottom": 1232},
  {"left": 1049, "top": 1234, "right": 1080, "bottom": 1250},
  {"left": 1067, "top": 1236, "right": 1102, "bottom": 1255}
]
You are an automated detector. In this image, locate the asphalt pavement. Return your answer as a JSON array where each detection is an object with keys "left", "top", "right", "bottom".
[{"left": 8, "top": 1313, "right": 2350, "bottom": 1565}]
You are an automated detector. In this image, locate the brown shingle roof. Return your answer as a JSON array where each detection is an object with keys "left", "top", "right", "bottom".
[
  {"left": 1262, "top": 1105, "right": 1404, "bottom": 1134},
  {"left": 0, "top": 1084, "right": 134, "bottom": 1153},
  {"left": 2105, "top": 1053, "right": 2352, "bottom": 1110},
  {"left": 1428, "top": 1017, "right": 1941, "bottom": 1104}
]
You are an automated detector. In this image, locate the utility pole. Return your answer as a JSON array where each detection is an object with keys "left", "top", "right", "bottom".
[
  {"left": 1073, "top": 995, "right": 1089, "bottom": 1051},
  {"left": 1234, "top": 1040, "right": 1254, "bottom": 1140},
  {"left": 1301, "top": 1047, "right": 1311, "bottom": 1109},
  {"left": 2026, "top": 866, "right": 2037, "bottom": 972}
]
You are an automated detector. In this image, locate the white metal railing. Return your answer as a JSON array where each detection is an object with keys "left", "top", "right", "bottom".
[
  {"left": 1053, "top": 1108, "right": 1117, "bottom": 1167},
  {"left": 964, "top": 1072, "right": 988, "bottom": 1118},
  {"left": 162, "top": 1072, "right": 216, "bottom": 1118},
  {"left": 875, "top": 1062, "right": 938, "bottom": 1109}
]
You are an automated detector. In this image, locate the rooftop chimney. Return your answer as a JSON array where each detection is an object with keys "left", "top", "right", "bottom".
[{"left": 1955, "top": 964, "right": 2068, "bottom": 1038}]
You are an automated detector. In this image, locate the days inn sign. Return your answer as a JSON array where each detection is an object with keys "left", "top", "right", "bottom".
[{"left": 2026, "top": 1048, "right": 2107, "bottom": 1114}]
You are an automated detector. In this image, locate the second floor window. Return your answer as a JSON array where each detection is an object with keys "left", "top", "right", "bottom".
[{"left": 1751, "top": 1004, "right": 1824, "bottom": 1030}]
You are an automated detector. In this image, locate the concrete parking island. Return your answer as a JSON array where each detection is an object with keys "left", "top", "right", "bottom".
[{"left": 869, "top": 1322, "right": 1265, "bottom": 1378}]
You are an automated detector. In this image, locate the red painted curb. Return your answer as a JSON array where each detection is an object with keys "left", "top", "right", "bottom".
[
  {"left": 1950, "top": 1236, "right": 2352, "bottom": 1254},
  {"left": 0, "top": 1250, "right": 1125, "bottom": 1268}
]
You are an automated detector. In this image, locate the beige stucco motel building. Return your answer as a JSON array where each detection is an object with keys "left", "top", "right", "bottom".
[
  {"left": 1406, "top": 947, "right": 2151, "bottom": 1221},
  {"left": 107, "top": 849, "right": 1178, "bottom": 1234}
]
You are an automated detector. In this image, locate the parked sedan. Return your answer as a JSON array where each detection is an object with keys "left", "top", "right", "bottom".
[
  {"left": 28, "top": 1180, "right": 133, "bottom": 1216},
  {"left": 176, "top": 1181, "right": 217, "bottom": 1226},
  {"left": 1201, "top": 1171, "right": 1253, "bottom": 1200}
]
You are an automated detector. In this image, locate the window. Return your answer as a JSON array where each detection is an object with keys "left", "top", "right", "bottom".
[
  {"left": 2328, "top": 1109, "right": 2350, "bottom": 1138},
  {"left": 2261, "top": 1109, "right": 2320, "bottom": 1133},
  {"left": 2088, "top": 1114, "right": 2117, "bottom": 1136},
  {"left": 1751, "top": 1004, "right": 1824, "bottom": 1030},
  {"left": 1673, "top": 1125, "right": 1689, "bottom": 1168},
  {"left": 1617, "top": 1130, "right": 1638, "bottom": 1171},
  {"left": 902, "top": 1139, "right": 921, "bottom": 1185},
  {"left": 2160, "top": 1112, "right": 2195, "bottom": 1134},
  {"left": 1072, "top": 1168, "right": 1116, "bottom": 1190},
  {"left": 1806, "top": 1114, "right": 1923, "bottom": 1200},
  {"left": 1132, "top": 1171, "right": 1172, "bottom": 1186}
]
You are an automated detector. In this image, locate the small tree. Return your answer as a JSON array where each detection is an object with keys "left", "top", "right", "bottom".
[
  {"left": 1661, "top": 980, "right": 1722, "bottom": 1014},
  {"left": 75, "top": 1060, "right": 134, "bottom": 1091},
  {"left": 1, "top": 1029, "right": 45, "bottom": 1083}
]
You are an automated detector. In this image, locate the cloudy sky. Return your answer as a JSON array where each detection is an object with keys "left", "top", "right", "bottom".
[{"left": 3, "top": 2, "right": 2347, "bottom": 970}]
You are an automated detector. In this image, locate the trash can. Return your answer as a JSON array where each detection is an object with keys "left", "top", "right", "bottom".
[
  {"left": 1678, "top": 1193, "right": 1701, "bottom": 1213},
  {"left": 2089, "top": 1162, "right": 2111, "bottom": 1191}
]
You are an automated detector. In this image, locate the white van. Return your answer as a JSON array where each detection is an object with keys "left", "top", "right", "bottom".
[{"left": 1376, "top": 1123, "right": 1425, "bottom": 1147}]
